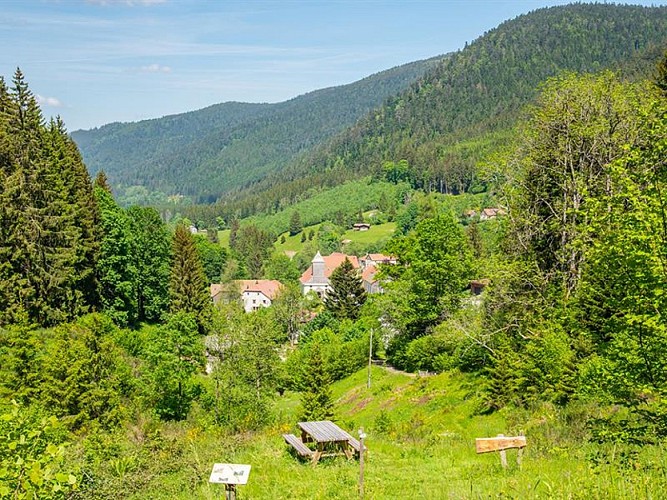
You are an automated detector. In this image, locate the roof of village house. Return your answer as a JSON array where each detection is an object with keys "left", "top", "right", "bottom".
[
  {"left": 300, "top": 252, "right": 360, "bottom": 284},
  {"left": 210, "top": 280, "right": 283, "bottom": 300},
  {"left": 236, "top": 279, "right": 283, "bottom": 300},
  {"left": 481, "top": 207, "right": 507, "bottom": 217},
  {"left": 210, "top": 283, "right": 223, "bottom": 299},
  {"left": 364, "top": 253, "right": 395, "bottom": 262},
  {"left": 361, "top": 265, "right": 379, "bottom": 284}
]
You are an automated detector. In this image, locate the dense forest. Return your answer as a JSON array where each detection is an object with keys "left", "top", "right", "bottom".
[
  {"left": 186, "top": 3, "right": 667, "bottom": 225},
  {"left": 3, "top": 3, "right": 667, "bottom": 498},
  {"left": 72, "top": 57, "right": 442, "bottom": 203}
]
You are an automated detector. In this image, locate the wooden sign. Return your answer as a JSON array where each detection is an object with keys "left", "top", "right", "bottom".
[{"left": 475, "top": 435, "right": 526, "bottom": 454}]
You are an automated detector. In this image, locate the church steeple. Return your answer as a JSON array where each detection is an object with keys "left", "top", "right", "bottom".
[{"left": 312, "top": 251, "right": 325, "bottom": 279}]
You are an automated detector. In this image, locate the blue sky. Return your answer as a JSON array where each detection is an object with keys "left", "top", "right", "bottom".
[{"left": 1, "top": 1, "right": 664, "bottom": 131}]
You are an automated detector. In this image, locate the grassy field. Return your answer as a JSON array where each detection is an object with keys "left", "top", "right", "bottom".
[
  {"left": 271, "top": 221, "right": 396, "bottom": 257},
  {"left": 102, "top": 367, "right": 667, "bottom": 499},
  {"left": 340, "top": 222, "right": 396, "bottom": 246}
]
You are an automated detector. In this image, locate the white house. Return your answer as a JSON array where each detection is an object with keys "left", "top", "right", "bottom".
[
  {"left": 359, "top": 253, "right": 397, "bottom": 269},
  {"left": 210, "top": 280, "right": 283, "bottom": 312}
]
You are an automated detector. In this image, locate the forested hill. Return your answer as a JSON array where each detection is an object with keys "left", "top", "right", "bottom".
[
  {"left": 208, "top": 3, "right": 667, "bottom": 221},
  {"left": 72, "top": 57, "right": 442, "bottom": 202}
]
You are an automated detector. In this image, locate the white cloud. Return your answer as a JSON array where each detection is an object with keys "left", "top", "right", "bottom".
[
  {"left": 36, "top": 95, "right": 63, "bottom": 107},
  {"left": 140, "top": 63, "right": 171, "bottom": 73}
]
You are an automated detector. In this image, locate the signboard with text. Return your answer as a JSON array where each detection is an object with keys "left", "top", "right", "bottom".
[{"left": 209, "top": 463, "right": 251, "bottom": 485}]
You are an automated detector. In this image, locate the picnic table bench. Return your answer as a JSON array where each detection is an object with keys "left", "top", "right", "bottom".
[
  {"left": 283, "top": 420, "right": 366, "bottom": 464},
  {"left": 282, "top": 433, "right": 313, "bottom": 458}
]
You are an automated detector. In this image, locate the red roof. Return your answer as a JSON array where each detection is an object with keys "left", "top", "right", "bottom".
[
  {"left": 361, "top": 265, "right": 378, "bottom": 284},
  {"left": 366, "top": 253, "right": 395, "bottom": 262},
  {"left": 236, "top": 280, "right": 283, "bottom": 300},
  {"left": 300, "top": 252, "right": 359, "bottom": 283}
]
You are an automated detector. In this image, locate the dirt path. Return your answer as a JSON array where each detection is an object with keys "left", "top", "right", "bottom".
[{"left": 376, "top": 362, "right": 417, "bottom": 378}]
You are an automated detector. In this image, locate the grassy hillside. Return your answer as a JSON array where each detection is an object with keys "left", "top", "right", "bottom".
[
  {"left": 94, "top": 367, "right": 667, "bottom": 499},
  {"left": 73, "top": 58, "right": 441, "bottom": 202}
]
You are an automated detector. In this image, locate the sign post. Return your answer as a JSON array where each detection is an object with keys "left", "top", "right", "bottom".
[
  {"left": 209, "top": 463, "right": 251, "bottom": 500},
  {"left": 367, "top": 329, "right": 373, "bottom": 389},
  {"left": 359, "top": 428, "right": 366, "bottom": 499}
]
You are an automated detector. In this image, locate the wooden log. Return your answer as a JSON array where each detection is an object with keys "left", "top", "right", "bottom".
[{"left": 475, "top": 435, "right": 527, "bottom": 454}]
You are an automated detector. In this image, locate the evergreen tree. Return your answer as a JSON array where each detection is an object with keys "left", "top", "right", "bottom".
[
  {"left": 299, "top": 343, "right": 335, "bottom": 421},
  {"left": 94, "top": 170, "right": 111, "bottom": 192},
  {"left": 0, "top": 70, "right": 99, "bottom": 325},
  {"left": 466, "top": 220, "right": 483, "bottom": 258},
  {"left": 289, "top": 210, "right": 302, "bottom": 236},
  {"left": 231, "top": 224, "right": 274, "bottom": 279},
  {"left": 169, "top": 224, "right": 211, "bottom": 334},
  {"left": 324, "top": 257, "right": 367, "bottom": 320},
  {"left": 655, "top": 49, "right": 667, "bottom": 95}
]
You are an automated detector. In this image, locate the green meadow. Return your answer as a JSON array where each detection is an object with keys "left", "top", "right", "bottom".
[{"left": 103, "top": 367, "right": 667, "bottom": 499}]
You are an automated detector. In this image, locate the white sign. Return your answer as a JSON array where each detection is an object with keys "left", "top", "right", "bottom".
[{"left": 209, "top": 463, "right": 251, "bottom": 485}]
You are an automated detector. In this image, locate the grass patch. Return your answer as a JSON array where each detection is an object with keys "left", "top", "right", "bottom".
[{"left": 341, "top": 222, "right": 396, "bottom": 247}]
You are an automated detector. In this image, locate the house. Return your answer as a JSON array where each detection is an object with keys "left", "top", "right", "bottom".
[
  {"left": 469, "top": 279, "right": 490, "bottom": 295},
  {"left": 210, "top": 280, "right": 283, "bottom": 312},
  {"left": 362, "top": 265, "right": 384, "bottom": 294},
  {"left": 210, "top": 283, "right": 224, "bottom": 305},
  {"left": 237, "top": 280, "right": 283, "bottom": 312},
  {"left": 479, "top": 208, "right": 507, "bottom": 221},
  {"left": 359, "top": 253, "right": 397, "bottom": 269},
  {"left": 463, "top": 209, "right": 478, "bottom": 219},
  {"left": 300, "top": 251, "right": 360, "bottom": 297},
  {"left": 353, "top": 223, "right": 371, "bottom": 231}
]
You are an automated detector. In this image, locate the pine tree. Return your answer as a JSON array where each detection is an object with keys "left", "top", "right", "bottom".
[
  {"left": 289, "top": 210, "right": 302, "bottom": 236},
  {"left": 169, "top": 224, "right": 211, "bottom": 334},
  {"left": 466, "top": 220, "right": 483, "bottom": 258},
  {"left": 299, "top": 343, "right": 335, "bottom": 421},
  {"left": 655, "top": 49, "right": 667, "bottom": 95},
  {"left": 324, "top": 257, "right": 367, "bottom": 320},
  {"left": 94, "top": 170, "right": 112, "bottom": 193},
  {"left": 0, "top": 71, "right": 99, "bottom": 325}
]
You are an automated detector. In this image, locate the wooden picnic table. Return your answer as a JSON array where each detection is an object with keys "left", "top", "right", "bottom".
[{"left": 297, "top": 420, "right": 355, "bottom": 464}]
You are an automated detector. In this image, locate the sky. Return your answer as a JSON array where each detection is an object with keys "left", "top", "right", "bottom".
[{"left": 1, "top": 1, "right": 665, "bottom": 131}]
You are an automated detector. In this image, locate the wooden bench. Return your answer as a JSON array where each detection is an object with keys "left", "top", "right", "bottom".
[
  {"left": 283, "top": 434, "right": 313, "bottom": 458},
  {"left": 347, "top": 437, "right": 367, "bottom": 454}
]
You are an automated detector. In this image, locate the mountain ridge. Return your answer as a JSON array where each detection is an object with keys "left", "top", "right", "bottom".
[
  {"left": 73, "top": 3, "right": 667, "bottom": 217},
  {"left": 72, "top": 56, "right": 444, "bottom": 202}
]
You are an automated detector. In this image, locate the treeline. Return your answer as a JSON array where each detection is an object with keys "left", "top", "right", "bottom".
[{"left": 0, "top": 70, "right": 224, "bottom": 330}]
